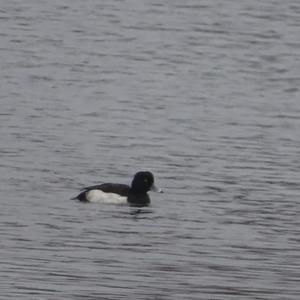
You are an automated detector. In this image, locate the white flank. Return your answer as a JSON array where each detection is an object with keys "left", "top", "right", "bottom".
[{"left": 86, "top": 190, "right": 127, "bottom": 204}]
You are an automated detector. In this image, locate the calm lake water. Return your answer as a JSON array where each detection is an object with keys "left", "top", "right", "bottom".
[{"left": 1, "top": 0, "right": 300, "bottom": 299}]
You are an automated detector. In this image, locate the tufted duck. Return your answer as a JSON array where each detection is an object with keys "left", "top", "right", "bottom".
[{"left": 73, "top": 171, "right": 162, "bottom": 207}]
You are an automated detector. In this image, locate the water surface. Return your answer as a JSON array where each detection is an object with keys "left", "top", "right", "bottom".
[{"left": 1, "top": 0, "right": 300, "bottom": 299}]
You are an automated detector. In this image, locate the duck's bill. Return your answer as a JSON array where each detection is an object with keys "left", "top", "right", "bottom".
[{"left": 151, "top": 184, "right": 163, "bottom": 193}]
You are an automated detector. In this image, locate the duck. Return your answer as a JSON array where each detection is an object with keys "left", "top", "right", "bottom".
[{"left": 73, "top": 171, "right": 162, "bottom": 207}]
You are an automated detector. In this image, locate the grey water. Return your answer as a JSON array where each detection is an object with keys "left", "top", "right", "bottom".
[{"left": 1, "top": 0, "right": 300, "bottom": 299}]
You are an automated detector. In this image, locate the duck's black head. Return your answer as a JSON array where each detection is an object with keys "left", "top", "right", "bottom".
[{"left": 130, "top": 171, "right": 156, "bottom": 194}]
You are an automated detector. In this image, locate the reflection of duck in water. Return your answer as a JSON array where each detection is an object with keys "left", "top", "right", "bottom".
[{"left": 73, "top": 171, "right": 162, "bottom": 207}]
